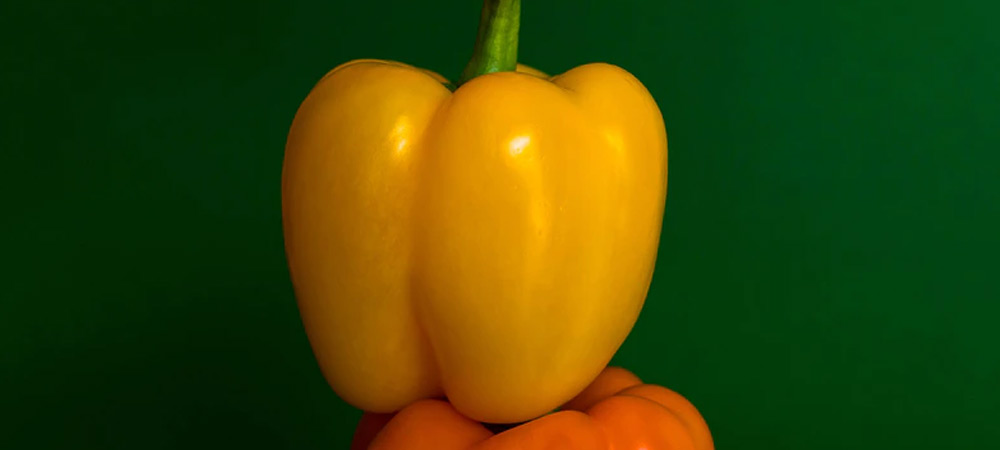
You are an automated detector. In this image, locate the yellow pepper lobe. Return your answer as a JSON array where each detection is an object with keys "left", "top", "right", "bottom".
[{"left": 282, "top": 60, "right": 667, "bottom": 423}]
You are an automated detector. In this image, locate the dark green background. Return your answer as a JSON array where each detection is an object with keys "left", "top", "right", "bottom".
[{"left": 4, "top": 0, "right": 998, "bottom": 448}]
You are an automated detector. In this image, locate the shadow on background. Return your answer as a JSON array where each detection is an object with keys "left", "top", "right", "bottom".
[{"left": 8, "top": 186, "right": 353, "bottom": 448}]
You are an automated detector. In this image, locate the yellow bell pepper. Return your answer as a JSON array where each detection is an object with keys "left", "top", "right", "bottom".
[{"left": 282, "top": 0, "right": 667, "bottom": 424}]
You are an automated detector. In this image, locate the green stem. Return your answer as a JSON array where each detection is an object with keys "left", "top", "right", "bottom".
[{"left": 456, "top": 0, "right": 520, "bottom": 87}]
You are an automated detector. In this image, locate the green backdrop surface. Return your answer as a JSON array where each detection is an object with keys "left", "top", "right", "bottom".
[{"left": 4, "top": 0, "right": 998, "bottom": 448}]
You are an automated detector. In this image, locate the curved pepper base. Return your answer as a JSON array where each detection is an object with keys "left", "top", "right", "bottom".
[{"left": 350, "top": 367, "right": 714, "bottom": 450}]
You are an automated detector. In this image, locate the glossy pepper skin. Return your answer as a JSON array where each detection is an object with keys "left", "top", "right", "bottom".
[
  {"left": 282, "top": 58, "right": 667, "bottom": 423},
  {"left": 349, "top": 367, "right": 714, "bottom": 450}
]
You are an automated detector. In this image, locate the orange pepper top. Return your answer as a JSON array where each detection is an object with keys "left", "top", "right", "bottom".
[{"left": 350, "top": 367, "right": 714, "bottom": 450}]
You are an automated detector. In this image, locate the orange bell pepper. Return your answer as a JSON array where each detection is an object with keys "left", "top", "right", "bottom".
[{"left": 350, "top": 367, "right": 714, "bottom": 450}]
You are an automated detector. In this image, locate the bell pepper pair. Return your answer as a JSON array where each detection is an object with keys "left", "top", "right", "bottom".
[{"left": 282, "top": 0, "right": 708, "bottom": 448}]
